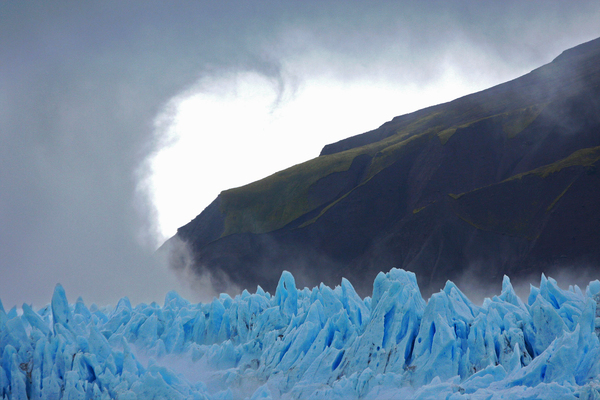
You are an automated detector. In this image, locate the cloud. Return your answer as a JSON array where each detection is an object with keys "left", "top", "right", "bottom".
[{"left": 1, "top": 1, "right": 600, "bottom": 309}]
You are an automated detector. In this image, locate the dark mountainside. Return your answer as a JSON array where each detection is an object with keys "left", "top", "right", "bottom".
[{"left": 164, "top": 37, "right": 600, "bottom": 298}]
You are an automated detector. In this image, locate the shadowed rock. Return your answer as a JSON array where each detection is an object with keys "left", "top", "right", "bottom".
[{"left": 165, "top": 37, "right": 600, "bottom": 297}]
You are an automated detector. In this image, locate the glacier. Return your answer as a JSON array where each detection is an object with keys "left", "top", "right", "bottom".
[{"left": 2, "top": 269, "right": 600, "bottom": 399}]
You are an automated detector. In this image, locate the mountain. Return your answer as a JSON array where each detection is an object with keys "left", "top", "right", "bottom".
[{"left": 165, "top": 37, "right": 600, "bottom": 297}]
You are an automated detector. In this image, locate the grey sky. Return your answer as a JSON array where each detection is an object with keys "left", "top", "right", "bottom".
[{"left": 1, "top": 1, "right": 600, "bottom": 309}]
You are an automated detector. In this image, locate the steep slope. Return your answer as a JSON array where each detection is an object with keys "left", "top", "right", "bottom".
[{"left": 166, "top": 37, "right": 600, "bottom": 296}]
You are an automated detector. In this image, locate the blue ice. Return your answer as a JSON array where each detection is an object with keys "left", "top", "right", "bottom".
[{"left": 2, "top": 268, "right": 600, "bottom": 399}]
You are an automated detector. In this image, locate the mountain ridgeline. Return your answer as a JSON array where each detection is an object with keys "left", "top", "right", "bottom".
[{"left": 165, "top": 37, "right": 600, "bottom": 297}]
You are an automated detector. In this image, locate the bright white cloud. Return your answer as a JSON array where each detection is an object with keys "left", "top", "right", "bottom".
[{"left": 149, "top": 65, "right": 497, "bottom": 242}]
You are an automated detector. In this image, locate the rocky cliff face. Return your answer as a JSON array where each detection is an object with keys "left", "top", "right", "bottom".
[{"left": 165, "top": 37, "right": 600, "bottom": 297}]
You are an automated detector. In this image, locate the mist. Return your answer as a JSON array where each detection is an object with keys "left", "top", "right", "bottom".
[{"left": 2, "top": 1, "right": 600, "bottom": 309}]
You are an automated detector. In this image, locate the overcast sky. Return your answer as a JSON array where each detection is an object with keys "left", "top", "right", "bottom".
[{"left": 2, "top": 1, "right": 600, "bottom": 309}]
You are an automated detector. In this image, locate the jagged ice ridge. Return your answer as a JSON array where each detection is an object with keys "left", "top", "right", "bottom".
[{"left": 2, "top": 269, "right": 600, "bottom": 399}]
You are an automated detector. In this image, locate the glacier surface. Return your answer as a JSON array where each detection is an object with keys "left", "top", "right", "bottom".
[{"left": 2, "top": 269, "right": 600, "bottom": 399}]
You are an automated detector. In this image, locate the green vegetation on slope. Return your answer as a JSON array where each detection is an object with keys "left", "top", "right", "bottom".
[
  {"left": 508, "top": 145, "right": 600, "bottom": 180},
  {"left": 502, "top": 104, "right": 547, "bottom": 139},
  {"left": 436, "top": 103, "right": 546, "bottom": 145},
  {"left": 450, "top": 145, "right": 600, "bottom": 238},
  {"left": 219, "top": 122, "right": 438, "bottom": 236},
  {"left": 215, "top": 45, "right": 597, "bottom": 240},
  {"left": 219, "top": 150, "right": 355, "bottom": 236}
]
